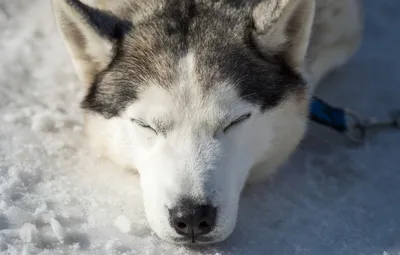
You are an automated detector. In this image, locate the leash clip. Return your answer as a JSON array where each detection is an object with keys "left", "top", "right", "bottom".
[{"left": 344, "top": 109, "right": 400, "bottom": 143}]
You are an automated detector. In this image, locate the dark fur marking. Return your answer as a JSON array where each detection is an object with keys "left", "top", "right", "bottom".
[
  {"left": 81, "top": 37, "right": 139, "bottom": 118},
  {"left": 163, "top": 0, "right": 198, "bottom": 55}
]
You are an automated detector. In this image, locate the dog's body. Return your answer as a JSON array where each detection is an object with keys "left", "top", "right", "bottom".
[{"left": 52, "top": 0, "right": 363, "bottom": 244}]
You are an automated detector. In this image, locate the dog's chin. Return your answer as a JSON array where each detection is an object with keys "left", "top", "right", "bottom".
[
  {"left": 159, "top": 236, "right": 227, "bottom": 245},
  {"left": 155, "top": 230, "right": 233, "bottom": 245},
  {"left": 157, "top": 233, "right": 230, "bottom": 247}
]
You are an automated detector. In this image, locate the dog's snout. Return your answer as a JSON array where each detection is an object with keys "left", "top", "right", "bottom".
[{"left": 169, "top": 200, "right": 217, "bottom": 238}]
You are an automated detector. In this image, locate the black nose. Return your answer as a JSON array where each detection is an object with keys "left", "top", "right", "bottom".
[{"left": 169, "top": 200, "right": 217, "bottom": 238}]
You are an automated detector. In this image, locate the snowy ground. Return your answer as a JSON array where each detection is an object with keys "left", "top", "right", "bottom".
[{"left": 1, "top": 0, "right": 400, "bottom": 254}]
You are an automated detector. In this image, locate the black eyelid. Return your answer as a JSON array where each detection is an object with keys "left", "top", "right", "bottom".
[
  {"left": 131, "top": 118, "right": 145, "bottom": 125},
  {"left": 236, "top": 113, "right": 251, "bottom": 122},
  {"left": 131, "top": 118, "right": 157, "bottom": 134},
  {"left": 223, "top": 113, "right": 252, "bottom": 132},
  {"left": 131, "top": 118, "right": 148, "bottom": 125}
]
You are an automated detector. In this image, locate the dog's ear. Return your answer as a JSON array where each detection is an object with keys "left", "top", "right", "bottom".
[
  {"left": 52, "top": 0, "right": 132, "bottom": 86},
  {"left": 252, "top": 0, "right": 315, "bottom": 71}
]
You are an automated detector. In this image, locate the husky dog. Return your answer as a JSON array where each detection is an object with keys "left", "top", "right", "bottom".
[{"left": 52, "top": 0, "right": 363, "bottom": 244}]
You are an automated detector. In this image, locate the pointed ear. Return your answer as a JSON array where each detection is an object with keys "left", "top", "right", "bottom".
[
  {"left": 52, "top": 0, "right": 132, "bottom": 86},
  {"left": 252, "top": 0, "right": 315, "bottom": 71}
]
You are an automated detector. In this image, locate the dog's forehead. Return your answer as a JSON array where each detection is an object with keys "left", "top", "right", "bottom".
[{"left": 129, "top": 52, "right": 248, "bottom": 124}]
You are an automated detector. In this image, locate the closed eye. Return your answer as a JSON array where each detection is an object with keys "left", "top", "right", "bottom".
[
  {"left": 131, "top": 118, "right": 157, "bottom": 134},
  {"left": 223, "top": 113, "right": 252, "bottom": 133}
]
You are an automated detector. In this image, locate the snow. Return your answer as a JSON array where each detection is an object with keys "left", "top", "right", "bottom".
[
  {"left": 30, "top": 113, "right": 56, "bottom": 133},
  {"left": 19, "top": 223, "right": 38, "bottom": 244},
  {"left": 0, "top": 0, "right": 400, "bottom": 254},
  {"left": 114, "top": 216, "right": 132, "bottom": 235}
]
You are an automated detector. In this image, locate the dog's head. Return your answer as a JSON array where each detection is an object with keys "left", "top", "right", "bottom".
[{"left": 53, "top": 0, "right": 314, "bottom": 244}]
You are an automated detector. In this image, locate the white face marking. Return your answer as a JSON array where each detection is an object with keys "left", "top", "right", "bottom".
[{"left": 84, "top": 52, "right": 308, "bottom": 243}]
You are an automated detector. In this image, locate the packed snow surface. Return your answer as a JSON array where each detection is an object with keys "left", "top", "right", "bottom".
[{"left": 1, "top": 0, "right": 400, "bottom": 254}]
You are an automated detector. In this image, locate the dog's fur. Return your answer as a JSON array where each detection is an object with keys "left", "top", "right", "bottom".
[{"left": 52, "top": 0, "right": 363, "bottom": 244}]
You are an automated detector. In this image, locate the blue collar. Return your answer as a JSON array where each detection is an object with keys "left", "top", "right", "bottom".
[{"left": 310, "top": 97, "right": 347, "bottom": 133}]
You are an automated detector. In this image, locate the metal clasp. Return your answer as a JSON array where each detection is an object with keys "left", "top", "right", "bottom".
[{"left": 344, "top": 110, "right": 400, "bottom": 143}]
